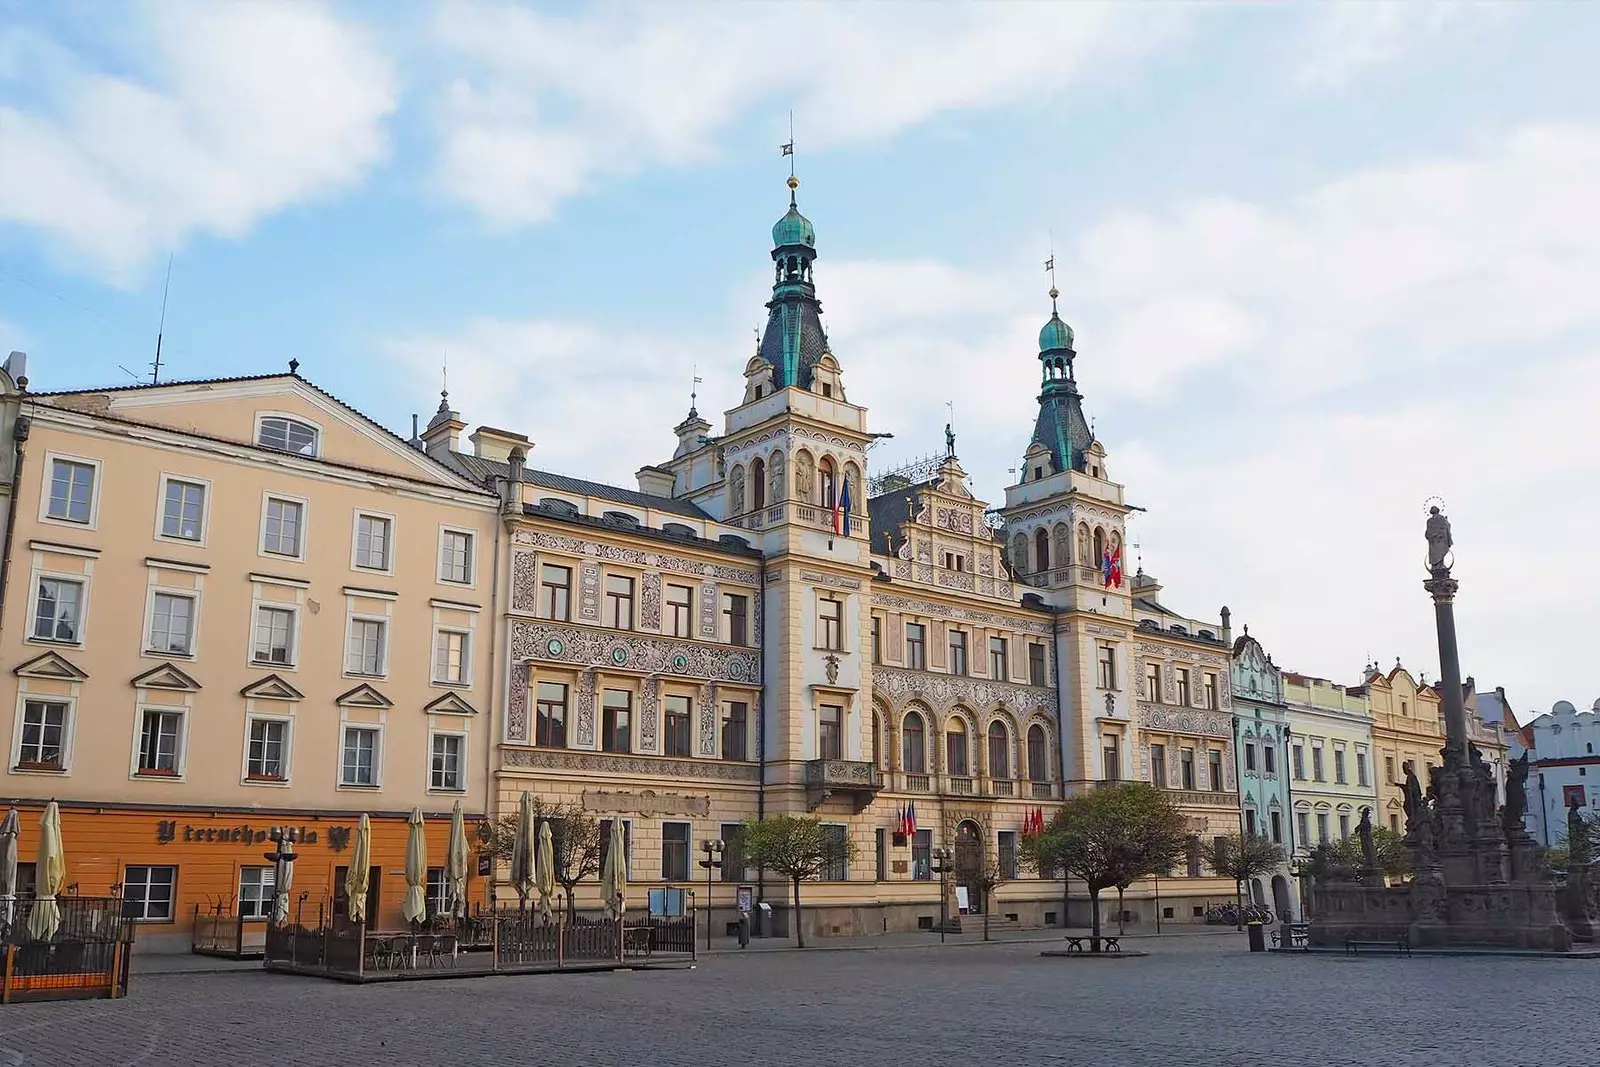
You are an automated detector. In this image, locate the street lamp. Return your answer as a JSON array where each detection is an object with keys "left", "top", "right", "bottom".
[
  {"left": 931, "top": 847, "right": 954, "bottom": 944},
  {"left": 698, "top": 838, "right": 725, "bottom": 950}
]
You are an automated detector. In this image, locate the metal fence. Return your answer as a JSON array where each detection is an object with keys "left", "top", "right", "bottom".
[{"left": 1, "top": 896, "right": 134, "bottom": 1004}]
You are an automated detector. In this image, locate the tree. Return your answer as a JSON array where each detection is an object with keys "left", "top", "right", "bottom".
[
  {"left": 1200, "top": 833, "right": 1285, "bottom": 927},
  {"left": 482, "top": 798, "right": 604, "bottom": 924},
  {"left": 739, "top": 815, "right": 855, "bottom": 948},
  {"left": 956, "top": 851, "right": 1003, "bottom": 942},
  {"left": 1021, "top": 782, "right": 1187, "bottom": 952}
]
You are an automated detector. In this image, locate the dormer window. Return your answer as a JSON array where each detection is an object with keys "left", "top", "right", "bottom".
[
  {"left": 258, "top": 416, "right": 319, "bottom": 457},
  {"left": 754, "top": 386, "right": 764, "bottom": 400},
  {"left": 822, "top": 383, "right": 833, "bottom": 398},
  {"left": 1033, "top": 467, "right": 1043, "bottom": 480}
]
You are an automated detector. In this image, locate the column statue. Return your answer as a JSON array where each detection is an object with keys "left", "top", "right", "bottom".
[{"left": 1425, "top": 506, "right": 1453, "bottom": 570}]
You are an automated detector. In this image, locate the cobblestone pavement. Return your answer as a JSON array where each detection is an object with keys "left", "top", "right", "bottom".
[{"left": 3, "top": 939, "right": 1592, "bottom": 1067}]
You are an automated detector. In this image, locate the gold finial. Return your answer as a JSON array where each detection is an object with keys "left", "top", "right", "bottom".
[
  {"left": 1049, "top": 286, "right": 1059, "bottom": 301},
  {"left": 787, "top": 175, "right": 799, "bottom": 191}
]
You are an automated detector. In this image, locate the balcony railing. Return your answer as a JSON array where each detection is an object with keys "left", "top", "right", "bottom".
[
  {"left": 989, "top": 779, "right": 1016, "bottom": 797},
  {"left": 904, "top": 773, "right": 932, "bottom": 793},
  {"left": 1161, "top": 787, "right": 1240, "bottom": 808},
  {"left": 804, "top": 759, "right": 882, "bottom": 813},
  {"left": 1029, "top": 780, "right": 1055, "bottom": 800},
  {"left": 946, "top": 776, "right": 975, "bottom": 795}
]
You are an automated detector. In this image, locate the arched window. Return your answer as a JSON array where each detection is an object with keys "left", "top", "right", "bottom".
[
  {"left": 946, "top": 718, "right": 969, "bottom": 777},
  {"left": 1028, "top": 725, "right": 1049, "bottom": 782},
  {"left": 258, "top": 416, "right": 319, "bottom": 456},
  {"left": 1034, "top": 528, "right": 1050, "bottom": 573},
  {"left": 819, "top": 456, "right": 837, "bottom": 509},
  {"left": 988, "top": 721, "right": 1009, "bottom": 780},
  {"left": 872, "top": 713, "right": 884, "bottom": 768},
  {"left": 902, "top": 712, "right": 926, "bottom": 773},
  {"left": 1093, "top": 526, "right": 1106, "bottom": 565},
  {"left": 751, "top": 457, "right": 766, "bottom": 512}
]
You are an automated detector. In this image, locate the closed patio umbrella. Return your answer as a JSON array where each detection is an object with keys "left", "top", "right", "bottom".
[
  {"left": 446, "top": 800, "right": 469, "bottom": 920},
  {"left": 0, "top": 808, "right": 18, "bottom": 929},
  {"left": 345, "top": 813, "right": 371, "bottom": 924},
  {"left": 402, "top": 808, "right": 428, "bottom": 926},
  {"left": 271, "top": 840, "right": 295, "bottom": 925},
  {"left": 601, "top": 817, "right": 627, "bottom": 920},
  {"left": 27, "top": 801, "right": 64, "bottom": 941},
  {"left": 536, "top": 820, "right": 556, "bottom": 923},
  {"left": 510, "top": 792, "right": 537, "bottom": 911}
]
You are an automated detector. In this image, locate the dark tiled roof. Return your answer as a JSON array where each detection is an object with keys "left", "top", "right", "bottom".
[
  {"left": 446, "top": 452, "right": 711, "bottom": 520},
  {"left": 866, "top": 482, "right": 931, "bottom": 556}
]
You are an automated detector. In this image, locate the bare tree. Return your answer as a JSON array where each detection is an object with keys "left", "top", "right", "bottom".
[
  {"left": 483, "top": 798, "right": 604, "bottom": 924},
  {"left": 1200, "top": 833, "right": 1286, "bottom": 927},
  {"left": 740, "top": 815, "right": 855, "bottom": 948}
]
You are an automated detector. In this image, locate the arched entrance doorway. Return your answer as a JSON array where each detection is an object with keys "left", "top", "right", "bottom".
[
  {"left": 954, "top": 821, "right": 983, "bottom": 915},
  {"left": 1271, "top": 875, "right": 1294, "bottom": 921}
]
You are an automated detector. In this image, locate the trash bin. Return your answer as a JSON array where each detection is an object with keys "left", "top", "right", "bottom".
[
  {"left": 737, "top": 913, "right": 750, "bottom": 949},
  {"left": 757, "top": 901, "right": 773, "bottom": 938},
  {"left": 1246, "top": 920, "right": 1266, "bottom": 952}
]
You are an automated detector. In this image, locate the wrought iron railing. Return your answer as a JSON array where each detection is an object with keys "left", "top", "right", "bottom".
[{"left": 1, "top": 896, "right": 134, "bottom": 1004}]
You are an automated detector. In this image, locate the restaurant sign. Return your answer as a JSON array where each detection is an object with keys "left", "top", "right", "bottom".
[{"left": 156, "top": 821, "right": 350, "bottom": 850}]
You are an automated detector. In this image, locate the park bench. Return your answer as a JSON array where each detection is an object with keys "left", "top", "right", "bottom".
[
  {"left": 1344, "top": 935, "right": 1410, "bottom": 957},
  {"left": 1271, "top": 922, "right": 1311, "bottom": 951},
  {"left": 1062, "top": 935, "right": 1121, "bottom": 953}
]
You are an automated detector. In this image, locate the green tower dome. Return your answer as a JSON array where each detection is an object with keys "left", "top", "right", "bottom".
[
  {"left": 1039, "top": 310, "right": 1074, "bottom": 352},
  {"left": 771, "top": 177, "right": 815, "bottom": 249}
]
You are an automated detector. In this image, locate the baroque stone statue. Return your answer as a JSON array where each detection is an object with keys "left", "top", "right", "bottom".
[
  {"left": 1504, "top": 752, "right": 1530, "bottom": 830},
  {"left": 769, "top": 450, "right": 786, "bottom": 503},
  {"left": 794, "top": 450, "right": 815, "bottom": 501},
  {"left": 1569, "top": 795, "right": 1592, "bottom": 868},
  {"left": 729, "top": 466, "right": 746, "bottom": 516},
  {"left": 1357, "top": 806, "right": 1379, "bottom": 870},
  {"left": 1425, "top": 506, "right": 1453, "bottom": 570},
  {"left": 1402, "top": 760, "right": 1425, "bottom": 828}
]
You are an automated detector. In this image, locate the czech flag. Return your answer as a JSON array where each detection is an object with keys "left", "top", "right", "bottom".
[
  {"left": 833, "top": 475, "right": 853, "bottom": 535},
  {"left": 906, "top": 800, "right": 917, "bottom": 837},
  {"left": 1102, "top": 544, "right": 1123, "bottom": 589}
]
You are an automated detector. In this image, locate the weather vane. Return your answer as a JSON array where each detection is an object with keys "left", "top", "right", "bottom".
[
  {"left": 690, "top": 363, "right": 702, "bottom": 413},
  {"left": 781, "top": 111, "right": 795, "bottom": 178},
  {"left": 1044, "top": 230, "right": 1058, "bottom": 303}
]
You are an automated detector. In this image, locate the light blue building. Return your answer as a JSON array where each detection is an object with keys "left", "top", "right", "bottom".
[{"left": 1229, "top": 625, "right": 1298, "bottom": 920}]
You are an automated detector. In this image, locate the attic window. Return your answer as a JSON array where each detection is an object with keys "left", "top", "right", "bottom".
[
  {"left": 537, "top": 498, "right": 579, "bottom": 517},
  {"left": 821, "top": 383, "right": 833, "bottom": 398},
  {"left": 1092, "top": 465, "right": 1101, "bottom": 477},
  {"left": 754, "top": 386, "right": 764, "bottom": 400},
  {"left": 602, "top": 511, "right": 639, "bottom": 528},
  {"left": 258, "top": 416, "right": 319, "bottom": 457},
  {"left": 1033, "top": 467, "right": 1043, "bottom": 480},
  {"left": 663, "top": 522, "right": 695, "bottom": 539}
]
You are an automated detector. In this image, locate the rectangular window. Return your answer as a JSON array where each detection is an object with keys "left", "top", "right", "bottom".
[
  {"left": 1208, "top": 749, "right": 1224, "bottom": 792},
  {"left": 1029, "top": 643, "right": 1047, "bottom": 686},
  {"left": 1263, "top": 744, "right": 1276, "bottom": 775},
  {"left": 47, "top": 458, "right": 96, "bottom": 524},
  {"left": 1297, "top": 812, "right": 1311, "bottom": 847},
  {"left": 906, "top": 622, "right": 926, "bottom": 670},
  {"left": 1356, "top": 750, "right": 1370, "bottom": 787},
  {"left": 353, "top": 514, "right": 392, "bottom": 571},
  {"left": 427, "top": 867, "right": 449, "bottom": 918},
  {"left": 1311, "top": 747, "right": 1325, "bottom": 782},
  {"left": 871, "top": 616, "right": 882, "bottom": 663},
  {"left": 1176, "top": 668, "right": 1192, "bottom": 707},
  {"left": 440, "top": 529, "right": 474, "bottom": 584},
  {"left": 1202, "top": 672, "right": 1218, "bottom": 710},
  {"left": 818, "top": 705, "right": 844, "bottom": 760},
  {"left": 1385, "top": 755, "right": 1396, "bottom": 783},
  {"left": 989, "top": 636, "right": 1008, "bottom": 680},
  {"left": 430, "top": 733, "right": 464, "bottom": 791},
  {"left": 536, "top": 682, "right": 568, "bottom": 748},
  {"left": 1293, "top": 745, "right": 1306, "bottom": 780},
  {"left": 948, "top": 630, "right": 967, "bottom": 676},
  {"left": 722, "top": 823, "right": 749, "bottom": 883},
  {"left": 340, "top": 726, "right": 378, "bottom": 786},
  {"left": 721, "top": 701, "right": 748, "bottom": 761},
  {"left": 666, "top": 584, "right": 694, "bottom": 638},
  {"left": 433, "top": 629, "right": 469, "bottom": 684},
  {"left": 346, "top": 617, "right": 387, "bottom": 676},
  {"left": 1145, "top": 663, "right": 1162, "bottom": 703},
  {"left": 1150, "top": 743, "right": 1167, "bottom": 788},
  {"left": 539, "top": 564, "right": 571, "bottom": 620},
  {"left": 161, "top": 478, "right": 206, "bottom": 541},
  {"left": 912, "top": 829, "right": 932, "bottom": 880},
  {"left": 247, "top": 719, "right": 287, "bottom": 780},
  {"left": 724, "top": 593, "right": 749, "bottom": 646},
  {"left": 1334, "top": 748, "right": 1348, "bottom": 785},
  {"left": 1316, "top": 813, "right": 1330, "bottom": 843},
  {"left": 661, "top": 822, "right": 690, "bottom": 882},
  {"left": 1180, "top": 748, "right": 1195, "bottom": 790},
  {"left": 604, "top": 574, "right": 634, "bottom": 630},
  {"left": 1098, "top": 644, "right": 1117, "bottom": 689},
  {"left": 262, "top": 497, "right": 304, "bottom": 557},
  {"left": 147, "top": 592, "right": 195, "bottom": 655},
  {"left": 1338, "top": 814, "right": 1351, "bottom": 840},
  {"left": 32, "top": 577, "right": 83, "bottom": 643},
  {"left": 137, "top": 709, "right": 182, "bottom": 775},
  {"left": 1245, "top": 809, "right": 1257, "bottom": 837},
  {"left": 820, "top": 825, "right": 847, "bottom": 881},
  {"left": 253, "top": 606, "right": 295, "bottom": 665},
  {"left": 1270, "top": 811, "right": 1283, "bottom": 844},
  {"left": 998, "top": 831, "right": 1020, "bottom": 880},
  {"left": 818, "top": 597, "right": 842, "bottom": 651},
  {"left": 122, "top": 865, "right": 176, "bottom": 921},
  {"left": 602, "top": 689, "right": 632, "bottom": 753},
  {"left": 1186, "top": 838, "right": 1202, "bottom": 878},
  {"left": 1244, "top": 743, "right": 1256, "bottom": 772},
  {"left": 18, "top": 699, "right": 68, "bottom": 769},
  {"left": 664, "top": 694, "right": 693, "bottom": 757},
  {"left": 1102, "top": 733, "right": 1120, "bottom": 782},
  {"left": 238, "top": 867, "right": 274, "bottom": 920},
  {"left": 946, "top": 725, "right": 969, "bottom": 777},
  {"left": 875, "top": 828, "right": 887, "bottom": 882}
]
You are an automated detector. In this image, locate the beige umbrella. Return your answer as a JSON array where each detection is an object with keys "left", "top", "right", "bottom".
[
  {"left": 271, "top": 841, "right": 295, "bottom": 925},
  {"left": 601, "top": 818, "right": 627, "bottom": 920},
  {"left": 510, "top": 792, "right": 537, "bottom": 911},
  {"left": 0, "top": 808, "right": 19, "bottom": 929},
  {"left": 446, "top": 800, "right": 469, "bottom": 920},
  {"left": 345, "top": 813, "right": 371, "bottom": 925},
  {"left": 536, "top": 820, "right": 556, "bottom": 923},
  {"left": 27, "top": 801, "right": 64, "bottom": 941},
  {"left": 401, "top": 807, "right": 428, "bottom": 925}
]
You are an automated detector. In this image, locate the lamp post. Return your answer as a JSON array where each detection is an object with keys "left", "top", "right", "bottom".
[
  {"left": 698, "top": 838, "right": 724, "bottom": 950},
  {"left": 931, "top": 846, "right": 954, "bottom": 944},
  {"left": 264, "top": 826, "right": 298, "bottom": 927}
]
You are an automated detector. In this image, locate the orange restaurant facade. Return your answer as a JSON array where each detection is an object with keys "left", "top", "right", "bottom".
[{"left": 0, "top": 363, "right": 499, "bottom": 950}]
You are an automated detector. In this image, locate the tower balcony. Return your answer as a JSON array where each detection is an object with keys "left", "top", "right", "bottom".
[{"left": 804, "top": 759, "right": 882, "bottom": 812}]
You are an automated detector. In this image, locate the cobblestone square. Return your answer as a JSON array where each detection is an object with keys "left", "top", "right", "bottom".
[{"left": 1, "top": 938, "right": 1591, "bottom": 1067}]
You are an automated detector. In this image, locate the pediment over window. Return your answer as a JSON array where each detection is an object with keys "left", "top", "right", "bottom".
[
  {"left": 336, "top": 683, "right": 393, "bottom": 709},
  {"left": 241, "top": 674, "right": 305, "bottom": 701},
  {"left": 131, "top": 663, "right": 201, "bottom": 691},
  {"left": 13, "top": 650, "right": 88, "bottom": 681},
  {"left": 423, "top": 691, "right": 478, "bottom": 717}
]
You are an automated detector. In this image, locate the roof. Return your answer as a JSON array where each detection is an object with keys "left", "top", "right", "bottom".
[
  {"left": 866, "top": 479, "right": 936, "bottom": 556},
  {"left": 446, "top": 452, "right": 711, "bottom": 520},
  {"left": 1031, "top": 382, "right": 1094, "bottom": 475}
]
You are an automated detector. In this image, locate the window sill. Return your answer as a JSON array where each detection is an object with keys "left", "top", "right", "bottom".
[
  {"left": 250, "top": 658, "right": 298, "bottom": 671},
  {"left": 143, "top": 649, "right": 196, "bottom": 660},
  {"left": 429, "top": 679, "right": 472, "bottom": 690},
  {"left": 343, "top": 672, "right": 390, "bottom": 682},
  {"left": 259, "top": 551, "right": 307, "bottom": 563},
  {"left": 13, "top": 762, "right": 66, "bottom": 774},
  {"left": 135, "top": 768, "right": 181, "bottom": 779},
  {"left": 244, "top": 774, "right": 289, "bottom": 786},
  {"left": 25, "top": 636, "right": 83, "bottom": 649},
  {"left": 337, "top": 782, "right": 381, "bottom": 791},
  {"left": 427, "top": 786, "right": 467, "bottom": 795}
]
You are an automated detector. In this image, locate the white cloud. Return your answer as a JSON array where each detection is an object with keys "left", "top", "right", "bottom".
[
  {"left": 1295, "top": 1, "right": 1510, "bottom": 88},
  {"left": 428, "top": 1, "right": 1190, "bottom": 224},
  {"left": 0, "top": 1, "right": 395, "bottom": 280}
]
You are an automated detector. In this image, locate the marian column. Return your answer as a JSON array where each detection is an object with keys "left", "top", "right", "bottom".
[{"left": 1422, "top": 508, "right": 1469, "bottom": 763}]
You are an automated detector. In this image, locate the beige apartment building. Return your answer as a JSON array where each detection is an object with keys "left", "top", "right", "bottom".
[{"left": 0, "top": 365, "right": 498, "bottom": 947}]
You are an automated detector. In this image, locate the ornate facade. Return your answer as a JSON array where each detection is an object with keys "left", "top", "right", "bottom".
[{"left": 1230, "top": 629, "right": 1297, "bottom": 919}]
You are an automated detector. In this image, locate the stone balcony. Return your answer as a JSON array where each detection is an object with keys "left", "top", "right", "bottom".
[{"left": 804, "top": 759, "right": 882, "bottom": 812}]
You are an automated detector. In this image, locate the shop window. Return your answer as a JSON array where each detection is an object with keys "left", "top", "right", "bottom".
[{"left": 123, "top": 865, "right": 177, "bottom": 921}]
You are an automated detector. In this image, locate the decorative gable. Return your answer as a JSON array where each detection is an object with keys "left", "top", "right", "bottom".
[
  {"left": 336, "top": 683, "right": 393, "bottom": 709},
  {"left": 241, "top": 674, "right": 305, "bottom": 701},
  {"left": 131, "top": 663, "right": 201, "bottom": 691},
  {"left": 422, "top": 691, "right": 478, "bottom": 717},
  {"left": 13, "top": 650, "right": 88, "bottom": 681}
]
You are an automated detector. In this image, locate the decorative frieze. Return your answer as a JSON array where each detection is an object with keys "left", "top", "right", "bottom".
[
  {"left": 1137, "top": 703, "right": 1232, "bottom": 738},
  {"left": 509, "top": 621, "right": 760, "bottom": 685},
  {"left": 580, "top": 789, "right": 712, "bottom": 818},
  {"left": 506, "top": 665, "right": 530, "bottom": 743},
  {"left": 511, "top": 550, "right": 539, "bottom": 614},
  {"left": 513, "top": 529, "right": 759, "bottom": 585},
  {"left": 872, "top": 665, "right": 1054, "bottom": 718},
  {"left": 578, "top": 561, "right": 601, "bottom": 622},
  {"left": 503, "top": 747, "right": 760, "bottom": 783},
  {"left": 798, "top": 570, "right": 862, "bottom": 591},
  {"left": 936, "top": 506, "right": 975, "bottom": 535},
  {"left": 871, "top": 592, "right": 1052, "bottom": 635},
  {"left": 640, "top": 573, "right": 662, "bottom": 631}
]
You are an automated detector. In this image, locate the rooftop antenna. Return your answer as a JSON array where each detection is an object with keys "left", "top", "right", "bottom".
[{"left": 151, "top": 253, "right": 173, "bottom": 384}]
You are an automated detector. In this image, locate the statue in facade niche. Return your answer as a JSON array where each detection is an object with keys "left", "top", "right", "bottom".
[
  {"left": 729, "top": 466, "right": 746, "bottom": 516},
  {"left": 1076, "top": 525, "right": 1091, "bottom": 568},
  {"left": 794, "top": 451, "right": 814, "bottom": 501},
  {"left": 1425, "top": 506, "right": 1453, "bottom": 570}
]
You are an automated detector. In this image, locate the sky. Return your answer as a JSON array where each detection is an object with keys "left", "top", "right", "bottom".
[{"left": 2, "top": 1, "right": 1597, "bottom": 724}]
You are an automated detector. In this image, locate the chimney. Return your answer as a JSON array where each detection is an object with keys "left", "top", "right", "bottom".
[
  {"left": 469, "top": 425, "right": 531, "bottom": 464},
  {"left": 1220, "top": 605, "right": 1232, "bottom": 646},
  {"left": 503, "top": 446, "right": 527, "bottom": 513}
]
